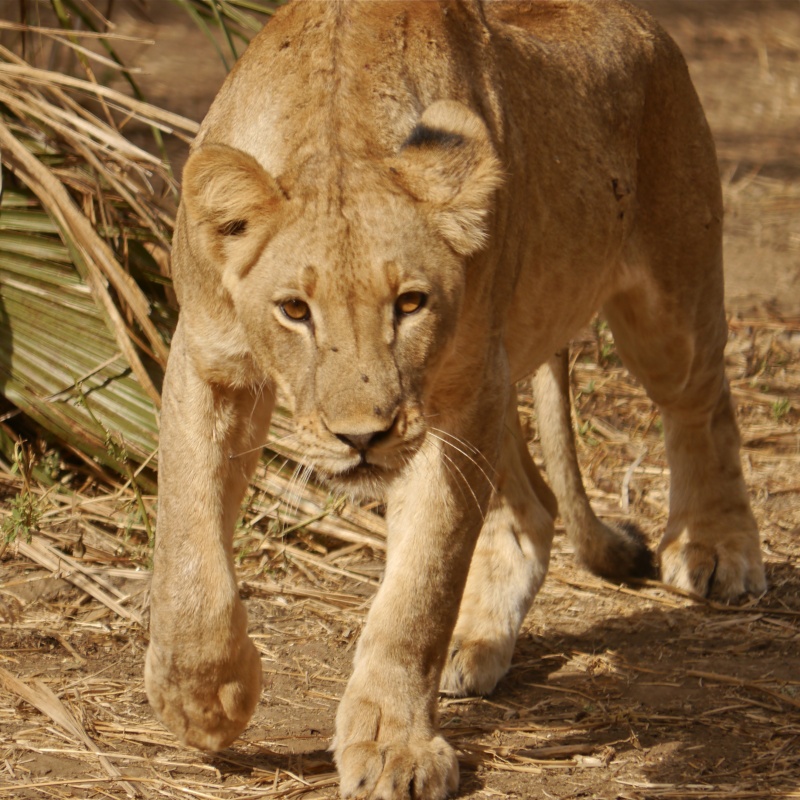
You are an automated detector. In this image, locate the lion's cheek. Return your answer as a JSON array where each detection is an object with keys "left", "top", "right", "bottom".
[
  {"left": 395, "top": 302, "right": 463, "bottom": 402},
  {"left": 223, "top": 281, "right": 291, "bottom": 375}
]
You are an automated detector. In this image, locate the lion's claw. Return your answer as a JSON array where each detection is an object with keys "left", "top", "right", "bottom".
[
  {"left": 337, "top": 737, "right": 458, "bottom": 800},
  {"left": 440, "top": 638, "right": 511, "bottom": 697},
  {"left": 659, "top": 534, "right": 766, "bottom": 602}
]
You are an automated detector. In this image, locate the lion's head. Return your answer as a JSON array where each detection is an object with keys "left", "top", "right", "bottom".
[{"left": 177, "top": 100, "right": 501, "bottom": 495}]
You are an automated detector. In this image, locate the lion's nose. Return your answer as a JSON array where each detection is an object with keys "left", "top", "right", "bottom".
[{"left": 333, "top": 418, "right": 397, "bottom": 453}]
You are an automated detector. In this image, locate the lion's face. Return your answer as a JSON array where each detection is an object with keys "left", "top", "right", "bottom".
[
  {"left": 180, "top": 101, "right": 502, "bottom": 495},
  {"left": 234, "top": 189, "right": 467, "bottom": 494}
]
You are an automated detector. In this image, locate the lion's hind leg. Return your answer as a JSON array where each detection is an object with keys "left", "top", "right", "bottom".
[
  {"left": 598, "top": 32, "right": 766, "bottom": 602},
  {"left": 440, "top": 392, "right": 556, "bottom": 697},
  {"left": 604, "top": 278, "right": 766, "bottom": 602}
]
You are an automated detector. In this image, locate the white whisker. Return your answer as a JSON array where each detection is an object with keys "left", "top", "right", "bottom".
[
  {"left": 229, "top": 429, "right": 303, "bottom": 461},
  {"left": 439, "top": 446, "right": 486, "bottom": 520},
  {"left": 283, "top": 461, "right": 307, "bottom": 519},
  {"left": 427, "top": 429, "right": 497, "bottom": 494}
]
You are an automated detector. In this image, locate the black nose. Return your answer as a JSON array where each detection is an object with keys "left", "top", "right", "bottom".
[{"left": 334, "top": 419, "right": 396, "bottom": 452}]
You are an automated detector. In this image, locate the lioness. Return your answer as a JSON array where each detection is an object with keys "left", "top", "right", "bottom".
[{"left": 145, "top": 1, "right": 766, "bottom": 797}]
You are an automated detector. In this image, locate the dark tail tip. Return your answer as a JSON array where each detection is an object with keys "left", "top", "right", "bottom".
[
  {"left": 615, "top": 521, "right": 658, "bottom": 580},
  {"left": 582, "top": 520, "right": 657, "bottom": 582}
]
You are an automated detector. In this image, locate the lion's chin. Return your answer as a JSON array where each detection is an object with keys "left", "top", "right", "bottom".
[{"left": 319, "top": 462, "right": 396, "bottom": 501}]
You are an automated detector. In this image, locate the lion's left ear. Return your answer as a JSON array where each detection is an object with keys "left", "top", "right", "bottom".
[{"left": 389, "top": 100, "right": 503, "bottom": 256}]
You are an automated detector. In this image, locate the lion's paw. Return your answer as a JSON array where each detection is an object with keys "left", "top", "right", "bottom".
[
  {"left": 440, "top": 638, "right": 511, "bottom": 697},
  {"left": 659, "top": 532, "right": 766, "bottom": 602},
  {"left": 144, "top": 635, "right": 262, "bottom": 751},
  {"left": 337, "top": 737, "right": 458, "bottom": 800},
  {"left": 334, "top": 683, "right": 459, "bottom": 800}
]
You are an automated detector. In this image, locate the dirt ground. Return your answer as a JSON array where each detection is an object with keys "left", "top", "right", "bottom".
[{"left": 1, "top": 2, "right": 799, "bottom": 799}]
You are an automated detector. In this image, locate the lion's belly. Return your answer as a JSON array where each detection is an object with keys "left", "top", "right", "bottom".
[
  {"left": 499, "top": 162, "right": 637, "bottom": 383},
  {"left": 504, "top": 255, "right": 626, "bottom": 383}
]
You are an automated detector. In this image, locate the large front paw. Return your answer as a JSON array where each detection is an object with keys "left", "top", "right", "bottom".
[
  {"left": 144, "top": 633, "right": 262, "bottom": 751},
  {"left": 659, "top": 529, "right": 766, "bottom": 602},
  {"left": 334, "top": 695, "right": 458, "bottom": 800}
]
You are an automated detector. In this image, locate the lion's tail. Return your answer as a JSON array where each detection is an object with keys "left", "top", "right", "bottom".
[{"left": 533, "top": 350, "right": 656, "bottom": 582}]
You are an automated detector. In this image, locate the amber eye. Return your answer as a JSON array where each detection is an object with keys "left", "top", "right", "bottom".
[
  {"left": 395, "top": 291, "right": 427, "bottom": 316},
  {"left": 280, "top": 299, "right": 311, "bottom": 322}
]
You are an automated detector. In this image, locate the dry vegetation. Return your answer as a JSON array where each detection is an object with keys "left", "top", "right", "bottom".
[{"left": 1, "top": 2, "right": 799, "bottom": 799}]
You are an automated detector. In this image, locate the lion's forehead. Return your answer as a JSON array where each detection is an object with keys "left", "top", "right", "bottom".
[{"left": 267, "top": 193, "right": 446, "bottom": 298}]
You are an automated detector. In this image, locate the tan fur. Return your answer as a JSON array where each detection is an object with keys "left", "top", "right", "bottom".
[{"left": 146, "top": 2, "right": 766, "bottom": 797}]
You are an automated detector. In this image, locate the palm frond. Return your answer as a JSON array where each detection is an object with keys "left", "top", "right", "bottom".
[
  {"left": 0, "top": 27, "right": 197, "bottom": 482},
  {"left": 166, "top": 0, "right": 282, "bottom": 67}
]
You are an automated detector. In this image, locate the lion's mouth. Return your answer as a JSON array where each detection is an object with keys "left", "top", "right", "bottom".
[
  {"left": 301, "top": 427, "right": 425, "bottom": 498},
  {"left": 317, "top": 458, "right": 397, "bottom": 498}
]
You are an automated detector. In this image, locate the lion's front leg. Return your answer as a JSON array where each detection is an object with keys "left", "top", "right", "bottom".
[
  {"left": 145, "top": 323, "right": 272, "bottom": 751},
  {"left": 334, "top": 421, "right": 498, "bottom": 800},
  {"left": 441, "top": 393, "right": 556, "bottom": 697}
]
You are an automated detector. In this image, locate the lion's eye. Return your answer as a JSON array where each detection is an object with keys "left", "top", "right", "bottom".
[
  {"left": 395, "top": 291, "right": 427, "bottom": 316},
  {"left": 280, "top": 299, "right": 311, "bottom": 322}
]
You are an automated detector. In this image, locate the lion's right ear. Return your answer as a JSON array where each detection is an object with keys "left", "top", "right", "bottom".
[
  {"left": 389, "top": 101, "right": 503, "bottom": 257},
  {"left": 182, "top": 144, "right": 284, "bottom": 288}
]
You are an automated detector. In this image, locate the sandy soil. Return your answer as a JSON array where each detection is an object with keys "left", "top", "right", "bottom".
[{"left": 0, "top": 2, "right": 798, "bottom": 799}]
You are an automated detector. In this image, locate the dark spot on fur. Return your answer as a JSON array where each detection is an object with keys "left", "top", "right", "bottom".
[
  {"left": 218, "top": 219, "right": 248, "bottom": 237},
  {"left": 331, "top": 346, "right": 339, "bottom": 353},
  {"left": 403, "top": 124, "right": 465, "bottom": 150},
  {"left": 361, "top": 374, "right": 369, "bottom": 383},
  {"left": 276, "top": 177, "right": 292, "bottom": 200}
]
